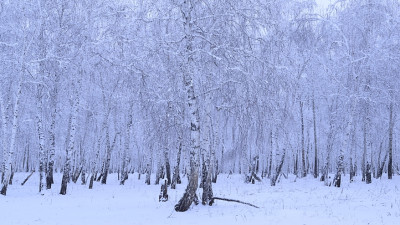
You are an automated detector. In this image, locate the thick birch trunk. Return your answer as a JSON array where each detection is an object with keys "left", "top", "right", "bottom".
[{"left": 175, "top": 0, "right": 200, "bottom": 212}]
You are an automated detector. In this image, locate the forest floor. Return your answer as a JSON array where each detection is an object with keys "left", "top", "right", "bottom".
[{"left": 1, "top": 172, "right": 399, "bottom": 225}]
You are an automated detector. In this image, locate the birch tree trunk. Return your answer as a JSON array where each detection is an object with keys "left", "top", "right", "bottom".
[
  {"left": 155, "top": 150, "right": 164, "bottom": 185},
  {"left": 388, "top": 102, "right": 394, "bottom": 179},
  {"left": 333, "top": 152, "right": 344, "bottom": 187},
  {"left": 99, "top": 83, "right": 118, "bottom": 185},
  {"left": 333, "top": 105, "right": 354, "bottom": 187},
  {"left": 201, "top": 152, "right": 213, "bottom": 205},
  {"left": 36, "top": 84, "right": 46, "bottom": 193},
  {"left": 0, "top": 94, "right": 9, "bottom": 183},
  {"left": 164, "top": 149, "right": 171, "bottom": 185},
  {"left": 164, "top": 103, "right": 172, "bottom": 185},
  {"left": 101, "top": 130, "right": 118, "bottom": 184},
  {"left": 120, "top": 114, "right": 132, "bottom": 185},
  {"left": 312, "top": 97, "right": 318, "bottom": 178},
  {"left": 89, "top": 135, "right": 101, "bottom": 189},
  {"left": 171, "top": 140, "right": 182, "bottom": 189},
  {"left": 60, "top": 86, "right": 79, "bottom": 195},
  {"left": 322, "top": 116, "right": 334, "bottom": 186},
  {"left": 47, "top": 74, "right": 59, "bottom": 189},
  {"left": 175, "top": 0, "right": 200, "bottom": 212},
  {"left": 300, "top": 101, "right": 306, "bottom": 177},
  {"left": 362, "top": 113, "right": 368, "bottom": 182},
  {"left": 210, "top": 117, "right": 218, "bottom": 183},
  {"left": 268, "top": 131, "right": 273, "bottom": 178},
  {"left": 349, "top": 102, "right": 357, "bottom": 182},
  {"left": 1, "top": 82, "right": 22, "bottom": 196},
  {"left": 271, "top": 128, "right": 285, "bottom": 186}
]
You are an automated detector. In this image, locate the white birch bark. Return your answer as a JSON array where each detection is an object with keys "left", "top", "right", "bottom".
[
  {"left": 0, "top": 94, "right": 9, "bottom": 181},
  {"left": 36, "top": 84, "right": 46, "bottom": 193},
  {"left": 47, "top": 74, "right": 59, "bottom": 189},
  {"left": 1, "top": 82, "right": 22, "bottom": 195},
  {"left": 175, "top": 0, "right": 201, "bottom": 212},
  {"left": 120, "top": 113, "right": 132, "bottom": 185},
  {"left": 60, "top": 84, "right": 79, "bottom": 195}
]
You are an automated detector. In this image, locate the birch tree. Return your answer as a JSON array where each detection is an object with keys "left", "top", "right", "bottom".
[
  {"left": 60, "top": 81, "right": 80, "bottom": 195},
  {"left": 174, "top": 0, "right": 201, "bottom": 212},
  {"left": 1, "top": 82, "right": 22, "bottom": 195}
]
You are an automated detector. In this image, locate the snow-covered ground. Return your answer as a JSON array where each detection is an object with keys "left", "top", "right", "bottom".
[{"left": 1, "top": 173, "right": 399, "bottom": 225}]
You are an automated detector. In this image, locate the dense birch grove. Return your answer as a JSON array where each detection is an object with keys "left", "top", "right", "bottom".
[{"left": 1, "top": 0, "right": 400, "bottom": 210}]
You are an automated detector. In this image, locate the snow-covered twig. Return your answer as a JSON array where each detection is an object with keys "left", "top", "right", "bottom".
[{"left": 210, "top": 197, "right": 260, "bottom": 208}]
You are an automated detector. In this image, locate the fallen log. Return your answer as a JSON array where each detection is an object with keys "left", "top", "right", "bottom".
[
  {"left": 209, "top": 197, "right": 259, "bottom": 208},
  {"left": 21, "top": 171, "right": 35, "bottom": 186}
]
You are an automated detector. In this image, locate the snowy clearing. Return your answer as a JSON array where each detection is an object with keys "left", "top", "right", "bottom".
[{"left": 1, "top": 173, "right": 399, "bottom": 225}]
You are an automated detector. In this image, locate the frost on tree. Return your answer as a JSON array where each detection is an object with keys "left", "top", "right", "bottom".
[{"left": 0, "top": 0, "right": 399, "bottom": 204}]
